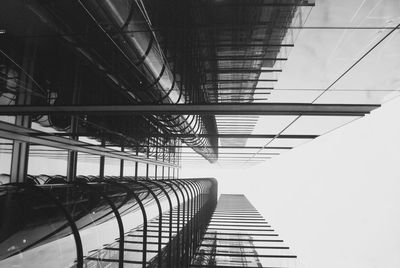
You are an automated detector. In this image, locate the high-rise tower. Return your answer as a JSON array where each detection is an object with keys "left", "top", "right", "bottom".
[
  {"left": 191, "top": 194, "right": 296, "bottom": 268},
  {"left": 1, "top": 179, "right": 297, "bottom": 268}
]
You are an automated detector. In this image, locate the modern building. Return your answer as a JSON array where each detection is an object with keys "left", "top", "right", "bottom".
[
  {"left": 191, "top": 194, "right": 295, "bottom": 268},
  {"left": 0, "top": 177, "right": 218, "bottom": 267},
  {"left": 0, "top": 0, "right": 394, "bottom": 267},
  {"left": 0, "top": 180, "right": 295, "bottom": 268},
  {"left": 1, "top": 0, "right": 376, "bottom": 181}
]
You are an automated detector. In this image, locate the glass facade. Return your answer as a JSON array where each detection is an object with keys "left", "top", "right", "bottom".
[
  {"left": 0, "top": 178, "right": 218, "bottom": 267},
  {"left": 1, "top": 0, "right": 397, "bottom": 267},
  {"left": 191, "top": 194, "right": 296, "bottom": 268}
]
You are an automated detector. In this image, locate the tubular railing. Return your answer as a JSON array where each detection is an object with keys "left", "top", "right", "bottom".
[{"left": 0, "top": 177, "right": 217, "bottom": 268}]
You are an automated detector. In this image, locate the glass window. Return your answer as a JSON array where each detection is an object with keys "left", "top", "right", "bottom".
[
  {"left": 28, "top": 145, "right": 68, "bottom": 177},
  {"left": 268, "top": 138, "right": 313, "bottom": 148},
  {"left": 282, "top": 116, "right": 361, "bottom": 135},
  {"left": 77, "top": 153, "right": 100, "bottom": 176},
  {"left": 252, "top": 116, "right": 297, "bottom": 134},
  {"left": 104, "top": 157, "right": 121, "bottom": 176},
  {"left": 315, "top": 90, "right": 400, "bottom": 104},
  {"left": 0, "top": 138, "right": 12, "bottom": 184},
  {"left": 123, "top": 160, "right": 135, "bottom": 177}
]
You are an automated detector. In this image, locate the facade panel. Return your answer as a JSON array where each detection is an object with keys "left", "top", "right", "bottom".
[{"left": 191, "top": 194, "right": 295, "bottom": 268}]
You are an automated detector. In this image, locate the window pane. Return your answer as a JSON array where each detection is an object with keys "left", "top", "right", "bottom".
[
  {"left": 28, "top": 145, "right": 68, "bottom": 176},
  {"left": 282, "top": 116, "right": 360, "bottom": 135}
]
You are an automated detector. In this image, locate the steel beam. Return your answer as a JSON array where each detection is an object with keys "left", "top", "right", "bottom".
[
  {"left": 206, "top": 87, "right": 274, "bottom": 90},
  {"left": 200, "top": 43, "right": 294, "bottom": 48},
  {"left": 205, "top": 79, "right": 278, "bottom": 83},
  {"left": 146, "top": 134, "right": 317, "bottom": 139},
  {"left": 213, "top": 99, "right": 268, "bottom": 102},
  {"left": 206, "top": 69, "right": 282, "bottom": 73},
  {"left": 139, "top": 145, "right": 292, "bottom": 149},
  {"left": 180, "top": 152, "right": 279, "bottom": 155},
  {"left": 210, "top": 92, "right": 271, "bottom": 95},
  {"left": 0, "top": 121, "right": 178, "bottom": 168},
  {"left": 201, "top": 57, "right": 287, "bottom": 61},
  {"left": 193, "top": 2, "right": 313, "bottom": 8},
  {"left": 0, "top": 103, "right": 379, "bottom": 116}
]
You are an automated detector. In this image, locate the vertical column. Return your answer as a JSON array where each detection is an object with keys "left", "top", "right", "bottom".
[
  {"left": 120, "top": 146, "right": 124, "bottom": 179},
  {"left": 172, "top": 138, "right": 177, "bottom": 179},
  {"left": 66, "top": 62, "right": 81, "bottom": 182},
  {"left": 135, "top": 145, "right": 139, "bottom": 180},
  {"left": 177, "top": 140, "right": 181, "bottom": 179},
  {"left": 154, "top": 143, "right": 158, "bottom": 180},
  {"left": 99, "top": 139, "right": 105, "bottom": 179},
  {"left": 154, "top": 128, "right": 159, "bottom": 180},
  {"left": 167, "top": 139, "right": 171, "bottom": 179},
  {"left": 167, "top": 145, "right": 171, "bottom": 180},
  {"left": 145, "top": 131, "right": 150, "bottom": 179},
  {"left": 162, "top": 142, "right": 165, "bottom": 179},
  {"left": 10, "top": 40, "right": 36, "bottom": 183},
  {"left": 146, "top": 143, "right": 149, "bottom": 179},
  {"left": 66, "top": 119, "right": 78, "bottom": 182}
]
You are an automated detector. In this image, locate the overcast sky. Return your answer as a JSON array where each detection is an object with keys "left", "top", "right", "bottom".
[
  {"left": 182, "top": 96, "right": 400, "bottom": 268},
  {"left": 182, "top": 0, "right": 400, "bottom": 267}
]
